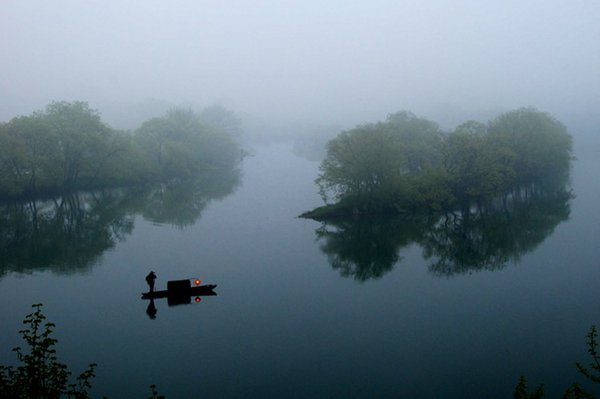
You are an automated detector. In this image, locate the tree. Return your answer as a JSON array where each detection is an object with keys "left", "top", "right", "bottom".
[
  {"left": 384, "top": 110, "right": 444, "bottom": 173},
  {"left": 0, "top": 102, "right": 242, "bottom": 199},
  {"left": 0, "top": 102, "right": 138, "bottom": 197},
  {"left": 487, "top": 108, "right": 573, "bottom": 184},
  {"left": 0, "top": 304, "right": 165, "bottom": 398},
  {"left": 199, "top": 104, "right": 243, "bottom": 137},
  {"left": 135, "top": 108, "right": 240, "bottom": 180},
  {"left": 444, "top": 120, "right": 515, "bottom": 205},
  {"left": 0, "top": 114, "right": 60, "bottom": 195},
  {"left": 0, "top": 304, "right": 96, "bottom": 399},
  {"left": 316, "top": 124, "right": 406, "bottom": 209},
  {"left": 43, "top": 101, "right": 117, "bottom": 187},
  {"left": 315, "top": 111, "right": 444, "bottom": 212},
  {"left": 307, "top": 108, "right": 573, "bottom": 219}
]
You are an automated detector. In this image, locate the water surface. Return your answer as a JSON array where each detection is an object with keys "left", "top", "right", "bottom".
[{"left": 0, "top": 142, "right": 598, "bottom": 398}]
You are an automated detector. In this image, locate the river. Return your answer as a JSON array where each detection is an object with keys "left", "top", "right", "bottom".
[{"left": 0, "top": 140, "right": 599, "bottom": 398}]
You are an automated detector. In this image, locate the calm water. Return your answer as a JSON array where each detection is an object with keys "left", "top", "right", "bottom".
[{"left": 0, "top": 141, "right": 599, "bottom": 398}]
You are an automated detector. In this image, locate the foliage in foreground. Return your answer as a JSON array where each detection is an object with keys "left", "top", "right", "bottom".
[
  {"left": 2, "top": 305, "right": 599, "bottom": 398},
  {"left": 0, "top": 304, "right": 165, "bottom": 399},
  {"left": 516, "top": 326, "right": 600, "bottom": 399},
  {"left": 0, "top": 304, "right": 96, "bottom": 398}
]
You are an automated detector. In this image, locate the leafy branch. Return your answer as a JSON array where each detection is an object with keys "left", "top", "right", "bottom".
[
  {"left": 0, "top": 304, "right": 166, "bottom": 398},
  {"left": 516, "top": 325, "right": 600, "bottom": 398},
  {"left": 0, "top": 303, "right": 96, "bottom": 398}
]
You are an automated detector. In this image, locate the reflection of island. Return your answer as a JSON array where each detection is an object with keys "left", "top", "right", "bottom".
[
  {"left": 0, "top": 168, "right": 240, "bottom": 277},
  {"left": 0, "top": 191, "right": 136, "bottom": 277},
  {"left": 137, "top": 168, "right": 241, "bottom": 227},
  {"left": 316, "top": 216, "right": 432, "bottom": 281},
  {"left": 314, "top": 182, "right": 572, "bottom": 280},
  {"left": 422, "top": 184, "right": 572, "bottom": 277}
]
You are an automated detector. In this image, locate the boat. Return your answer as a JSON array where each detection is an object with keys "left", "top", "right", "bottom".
[{"left": 141, "top": 279, "right": 217, "bottom": 306}]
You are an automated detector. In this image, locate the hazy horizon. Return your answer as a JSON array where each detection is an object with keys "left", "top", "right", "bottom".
[{"left": 2, "top": 1, "right": 599, "bottom": 132}]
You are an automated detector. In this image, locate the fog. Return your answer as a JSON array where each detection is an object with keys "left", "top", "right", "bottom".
[
  {"left": 1, "top": 0, "right": 599, "bottom": 132},
  {"left": 2, "top": 3, "right": 600, "bottom": 397}
]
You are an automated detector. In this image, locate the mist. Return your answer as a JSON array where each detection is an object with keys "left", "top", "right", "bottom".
[
  {"left": 3, "top": 2, "right": 600, "bottom": 397},
  {"left": 2, "top": 0, "right": 599, "bottom": 133}
]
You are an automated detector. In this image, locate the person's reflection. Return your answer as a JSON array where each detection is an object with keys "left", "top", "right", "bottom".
[{"left": 146, "top": 298, "right": 157, "bottom": 319}]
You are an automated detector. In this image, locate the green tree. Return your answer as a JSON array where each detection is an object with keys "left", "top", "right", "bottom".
[
  {"left": 135, "top": 108, "right": 240, "bottom": 180},
  {"left": 384, "top": 110, "right": 444, "bottom": 173},
  {"left": 307, "top": 108, "right": 573, "bottom": 219},
  {"left": 487, "top": 108, "right": 573, "bottom": 184},
  {"left": 444, "top": 120, "right": 515, "bottom": 205},
  {"left": 0, "top": 101, "right": 135, "bottom": 197},
  {"left": 315, "top": 111, "right": 444, "bottom": 212},
  {"left": 316, "top": 124, "right": 406, "bottom": 209},
  {"left": 43, "top": 101, "right": 117, "bottom": 187},
  {"left": 0, "top": 114, "right": 60, "bottom": 195}
]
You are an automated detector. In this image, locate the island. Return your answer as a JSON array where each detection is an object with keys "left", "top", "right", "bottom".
[{"left": 301, "top": 108, "right": 573, "bottom": 220}]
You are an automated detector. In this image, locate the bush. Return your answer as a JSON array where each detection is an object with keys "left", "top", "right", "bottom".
[{"left": 0, "top": 304, "right": 96, "bottom": 398}]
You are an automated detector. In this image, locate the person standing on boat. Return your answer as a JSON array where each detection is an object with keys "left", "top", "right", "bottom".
[{"left": 146, "top": 271, "right": 157, "bottom": 292}]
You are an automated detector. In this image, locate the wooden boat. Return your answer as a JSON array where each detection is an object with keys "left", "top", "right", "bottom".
[{"left": 142, "top": 279, "right": 217, "bottom": 306}]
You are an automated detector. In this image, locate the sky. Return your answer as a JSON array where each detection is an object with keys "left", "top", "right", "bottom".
[{"left": 1, "top": 0, "right": 599, "bottom": 131}]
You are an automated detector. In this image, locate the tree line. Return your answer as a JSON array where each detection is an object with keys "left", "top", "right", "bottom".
[
  {"left": 304, "top": 108, "right": 573, "bottom": 218},
  {"left": 0, "top": 101, "right": 242, "bottom": 199}
]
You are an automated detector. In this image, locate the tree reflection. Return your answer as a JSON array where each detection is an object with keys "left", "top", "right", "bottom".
[
  {"left": 0, "top": 168, "right": 240, "bottom": 277},
  {"left": 422, "top": 184, "right": 572, "bottom": 277},
  {"left": 314, "top": 182, "right": 572, "bottom": 280},
  {"left": 0, "top": 190, "right": 136, "bottom": 276},
  {"left": 316, "top": 215, "right": 433, "bottom": 281},
  {"left": 136, "top": 168, "right": 241, "bottom": 228}
]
